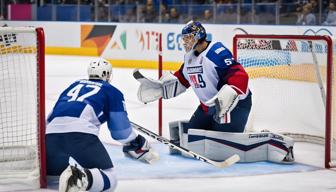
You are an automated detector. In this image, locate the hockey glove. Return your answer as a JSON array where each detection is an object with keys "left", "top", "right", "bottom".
[
  {"left": 123, "top": 135, "right": 160, "bottom": 164},
  {"left": 161, "top": 72, "right": 187, "bottom": 99},
  {"left": 134, "top": 69, "right": 163, "bottom": 103}
]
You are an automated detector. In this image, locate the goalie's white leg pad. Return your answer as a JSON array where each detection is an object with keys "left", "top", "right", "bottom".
[
  {"left": 169, "top": 121, "right": 181, "bottom": 154},
  {"left": 186, "top": 130, "right": 294, "bottom": 163},
  {"left": 267, "top": 133, "right": 294, "bottom": 164},
  {"left": 188, "top": 129, "right": 254, "bottom": 161},
  {"left": 186, "top": 129, "right": 206, "bottom": 157},
  {"left": 168, "top": 120, "right": 192, "bottom": 157}
]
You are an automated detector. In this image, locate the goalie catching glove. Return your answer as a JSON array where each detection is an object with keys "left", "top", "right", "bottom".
[
  {"left": 134, "top": 69, "right": 187, "bottom": 103},
  {"left": 205, "top": 84, "right": 240, "bottom": 124},
  {"left": 123, "top": 134, "right": 160, "bottom": 164}
]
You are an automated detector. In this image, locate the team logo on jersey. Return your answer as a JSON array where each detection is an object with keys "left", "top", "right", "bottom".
[{"left": 186, "top": 66, "right": 203, "bottom": 74}]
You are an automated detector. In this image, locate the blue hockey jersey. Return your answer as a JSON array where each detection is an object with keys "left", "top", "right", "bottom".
[{"left": 46, "top": 79, "right": 132, "bottom": 141}]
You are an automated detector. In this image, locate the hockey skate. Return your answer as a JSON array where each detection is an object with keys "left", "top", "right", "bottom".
[
  {"left": 282, "top": 146, "right": 295, "bottom": 164},
  {"left": 59, "top": 165, "right": 91, "bottom": 192}
]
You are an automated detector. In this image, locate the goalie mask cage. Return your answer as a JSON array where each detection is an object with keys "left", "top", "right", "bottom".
[
  {"left": 233, "top": 34, "right": 335, "bottom": 168},
  {"left": 0, "top": 27, "right": 46, "bottom": 189}
]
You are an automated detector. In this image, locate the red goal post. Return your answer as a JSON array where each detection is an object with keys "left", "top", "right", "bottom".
[
  {"left": 0, "top": 27, "right": 46, "bottom": 189},
  {"left": 233, "top": 34, "right": 335, "bottom": 168}
]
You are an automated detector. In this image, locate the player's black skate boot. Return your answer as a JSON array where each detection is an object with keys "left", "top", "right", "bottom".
[{"left": 59, "top": 165, "right": 93, "bottom": 192}]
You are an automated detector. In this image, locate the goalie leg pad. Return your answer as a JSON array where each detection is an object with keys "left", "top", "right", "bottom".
[
  {"left": 267, "top": 133, "right": 295, "bottom": 164},
  {"left": 178, "top": 129, "right": 294, "bottom": 163},
  {"left": 168, "top": 120, "right": 192, "bottom": 157},
  {"left": 169, "top": 121, "right": 181, "bottom": 155}
]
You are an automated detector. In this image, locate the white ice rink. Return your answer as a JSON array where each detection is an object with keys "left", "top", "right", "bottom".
[{"left": 3, "top": 55, "right": 336, "bottom": 192}]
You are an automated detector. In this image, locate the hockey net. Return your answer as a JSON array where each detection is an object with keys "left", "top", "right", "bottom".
[
  {"left": 0, "top": 27, "right": 46, "bottom": 189},
  {"left": 233, "top": 34, "right": 335, "bottom": 168}
]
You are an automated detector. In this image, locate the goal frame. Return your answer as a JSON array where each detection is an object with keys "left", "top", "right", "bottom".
[
  {"left": 0, "top": 27, "right": 46, "bottom": 188},
  {"left": 233, "top": 34, "right": 334, "bottom": 168},
  {"left": 36, "top": 27, "right": 47, "bottom": 188}
]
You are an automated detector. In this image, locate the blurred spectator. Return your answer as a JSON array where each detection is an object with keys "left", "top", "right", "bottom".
[
  {"left": 140, "top": 0, "right": 157, "bottom": 22},
  {"left": 215, "top": 0, "right": 236, "bottom": 4},
  {"left": 97, "top": 0, "right": 108, "bottom": 21},
  {"left": 322, "top": 2, "right": 336, "bottom": 26},
  {"left": 120, "top": 6, "right": 137, "bottom": 22},
  {"left": 200, "top": 9, "right": 213, "bottom": 23},
  {"left": 216, "top": 4, "right": 237, "bottom": 24},
  {"left": 296, "top": 3, "right": 316, "bottom": 25},
  {"left": 309, "top": 0, "right": 318, "bottom": 13},
  {"left": 163, "top": 12, "right": 170, "bottom": 23},
  {"left": 160, "top": 4, "right": 169, "bottom": 22},
  {"left": 59, "top": 0, "right": 78, "bottom": 4},
  {"left": 168, "top": 7, "right": 182, "bottom": 23}
]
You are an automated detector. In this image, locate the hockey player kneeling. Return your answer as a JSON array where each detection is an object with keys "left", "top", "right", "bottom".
[
  {"left": 46, "top": 58, "right": 159, "bottom": 192},
  {"left": 134, "top": 20, "right": 294, "bottom": 164}
]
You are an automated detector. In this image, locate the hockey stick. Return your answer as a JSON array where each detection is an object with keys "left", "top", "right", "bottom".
[
  {"left": 308, "top": 40, "right": 326, "bottom": 107},
  {"left": 130, "top": 121, "right": 240, "bottom": 168},
  {"left": 133, "top": 68, "right": 162, "bottom": 87}
]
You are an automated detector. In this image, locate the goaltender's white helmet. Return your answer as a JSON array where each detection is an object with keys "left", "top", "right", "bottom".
[{"left": 88, "top": 58, "right": 113, "bottom": 82}]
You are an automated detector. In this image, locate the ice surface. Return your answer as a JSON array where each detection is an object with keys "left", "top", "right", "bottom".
[{"left": 1, "top": 55, "right": 336, "bottom": 192}]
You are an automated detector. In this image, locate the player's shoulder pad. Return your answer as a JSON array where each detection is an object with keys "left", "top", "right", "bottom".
[
  {"left": 103, "top": 82, "right": 125, "bottom": 100},
  {"left": 206, "top": 42, "right": 235, "bottom": 68}
]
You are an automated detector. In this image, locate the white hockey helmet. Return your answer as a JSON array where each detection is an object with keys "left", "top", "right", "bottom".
[{"left": 88, "top": 58, "right": 113, "bottom": 82}]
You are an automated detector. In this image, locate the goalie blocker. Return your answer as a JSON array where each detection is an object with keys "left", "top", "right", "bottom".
[{"left": 169, "top": 121, "right": 295, "bottom": 164}]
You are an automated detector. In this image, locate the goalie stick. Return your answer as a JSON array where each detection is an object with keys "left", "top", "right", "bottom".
[
  {"left": 133, "top": 68, "right": 162, "bottom": 87},
  {"left": 130, "top": 121, "right": 240, "bottom": 168}
]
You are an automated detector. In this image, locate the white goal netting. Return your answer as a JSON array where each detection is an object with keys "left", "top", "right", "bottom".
[
  {"left": 0, "top": 27, "right": 45, "bottom": 189},
  {"left": 234, "top": 35, "right": 336, "bottom": 168}
]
